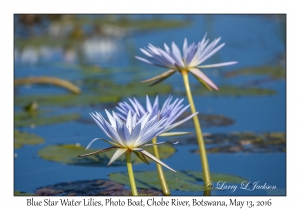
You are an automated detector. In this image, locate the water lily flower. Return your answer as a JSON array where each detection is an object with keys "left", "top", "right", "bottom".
[
  {"left": 78, "top": 107, "right": 197, "bottom": 195},
  {"left": 135, "top": 34, "right": 237, "bottom": 90},
  {"left": 116, "top": 95, "right": 197, "bottom": 137},
  {"left": 79, "top": 108, "right": 196, "bottom": 172},
  {"left": 135, "top": 34, "right": 237, "bottom": 189},
  {"left": 115, "top": 95, "right": 197, "bottom": 195}
]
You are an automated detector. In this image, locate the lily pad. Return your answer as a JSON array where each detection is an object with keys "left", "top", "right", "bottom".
[
  {"left": 186, "top": 132, "right": 286, "bottom": 153},
  {"left": 38, "top": 143, "right": 176, "bottom": 167},
  {"left": 14, "top": 111, "right": 80, "bottom": 127},
  {"left": 192, "top": 85, "right": 277, "bottom": 96},
  {"left": 14, "top": 130, "right": 45, "bottom": 149},
  {"left": 35, "top": 179, "right": 162, "bottom": 196},
  {"left": 86, "top": 79, "right": 173, "bottom": 98},
  {"left": 224, "top": 66, "right": 286, "bottom": 79},
  {"left": 176, "top": 112, "right": 234, "bottom": 128},
  {"left": 109, "top": 170, "right": 247, "bottom": 192},
  {"left": 14, "top": 190, "right": 36, "bottom": 196},
  {"left": 15, "top": 94, "right": 120, "bottom": 107}
]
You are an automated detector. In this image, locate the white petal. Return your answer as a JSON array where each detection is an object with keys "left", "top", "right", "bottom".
[
  {"left": 159, "top": 132, "right": 192, "bottom": 137},
  {"left": 171, "top": 42, "right": 184, "bottom": 68},
  {"left": 198, "top": 61, "right": 238, "bottom": 68},
  {"left": 105, "top": 109, "right": 116, "bottom": 129},
  {"left": 85, "top": 138, "right": 120, "bottom": 150},
  {"left": 126, "top": 110, "right": 132, "bottom": 133},
  {"left": 140, "top": 150, "right": 176, "bottom": 172},
  {"left": 189, "top": 68, "right": 218, "bottom": 90},
  {"left": 183, "top": 38, "right": 188, "bottom": 61},
  {"left": 146, "top": 95, "right": 152, "bottom": 112},
  {"left": 197, "top": 42, "right": 225, "bottom": 65},
  {"left": 143, "top": 140, "right": 179, "bottom": 147},
  {"left": 108, "top": 148, "right": 127, "bottom": 165},
  {"left": 164, "top": 43, "right": 170, "bottom": 53},
  {"left": 135, "top": 56, "right": 154, "bottom": 65},
  {"left": 168, "top": 111, "right": 198, "bottom": 130}
]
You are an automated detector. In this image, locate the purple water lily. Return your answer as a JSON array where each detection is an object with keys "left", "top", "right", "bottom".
[
  {"left": 135, "top": 34, "right": 237, "bottom": 90},
  {"left": 116, "top": 95, "right": 197, "bottom": 137},
  {"left": 79, "top": 106, "right": 196, "bottom": 172}
]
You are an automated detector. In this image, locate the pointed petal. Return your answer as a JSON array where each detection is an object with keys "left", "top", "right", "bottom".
[
  {"left": 102, "top": 119, "right": 125, "bottom": 146},
  {"left": 126, "top": 110, "right": 132, "bottom": 133},
  {"left": 85, "top": 138, "right": 120, "bottom": 150},
  {"left": 197, "top": 43, "right": 225, "bottom": 64},
  {"left": 171, "top": 42, "right": 184, "bottom": 68},
  {"left": 146, "top": 95, "right": 152, "bottom": 112},
  {"left": 135, "top": 56, "right": 154, "bottom": 65},
  {"left": 149, "top": 70, "right": 176, "bottom": 86},
  {"left": 198, "top": 61, "right": 238, "bottom": 68},
  {"left": 141, "top": 69, "right": 176, "bottom": 83},
  {"left": 119, "top": 124, "right": 131, "bottom": 145},
  {"left": 78, "top": 146, "right": 117, "bottom": 157},
  {"left": 168, "top": 111, "right": 199, "bottom": 130},
  {"left": 108, "top": 148, "right": 127, "bottom": 165},
  {"left": 130, "top": 122, "right": 141, "bottom": 142},
  {"left": 189, "top": 68, "right": 218, "bottom": 90},
  {"left": 143, "top": 140, "right": 179, "bottom": 147},
  {"left": 133, "top": 97, "right": 146, "bottom": 114},
  {"left": 159, "top": 132, "right": 192, "bottom": 137},
  {"left": 140, "top": 150, "right": 176, "bottom": 172},
  {"left": 191, "top": 72, "right": 213, "bottom": 91},
  {"left": 129, "top": 98, "right": 140, "bottom": 117},
  {"left": 133, "top": 151, "right": 149, "bottom": 165},
  {"left": 164, "top": 43, "right": 170, "bottom": 53},
  {"left": 105, "top": 109, "right": 116, "bottom": 129},
  {"left": 183, "top": 38, "right": 188, "bottom": 61},
  {"left": 140, "top": 48, "right": 153, "bottom": 57}
]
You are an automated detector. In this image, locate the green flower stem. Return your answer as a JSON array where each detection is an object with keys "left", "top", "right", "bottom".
[
  {"left": 125, "top": 152, "right": 138, "bottom": 196},
  {"left": 152, "top": 137, "right": 170, "bottom": 195},
  {"left": 181, "top": 69, "right": 211, "bottom": 186}
]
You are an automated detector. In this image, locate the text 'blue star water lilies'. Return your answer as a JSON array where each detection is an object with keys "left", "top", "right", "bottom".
[
  {"left": 135, "top": 34, "right": 237, "bottom": 90},
  {"left": 79, "top": 106, "right": 197, "bottom": 172},
  {"left": 116, "top": 95, "right": 197, "bottom": 137}
]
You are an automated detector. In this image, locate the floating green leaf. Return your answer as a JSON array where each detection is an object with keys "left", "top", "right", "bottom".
[
  {"left": 14, "top": 111, "right": 80, "bottom": 127},
  {"left": 38, "top": 144, "right": 175, "bottom": 167},
  {"left": 14, "top": 190, "right": 36, "bottom": 196},
  {"left": 86, "top": 79, "right": 172, "bottom": 98},
  {"left": 109, "top": 170, "right": 247, "bottom": 192},
  {"left": 224, "top": 66, "right": 286, "bottom": 79},
  {"left": 187, "top": 132, "right": 286, "bottom": 153},
  {"left": 177, "top": 112, "right": 234, "bottom": 128},
  {"left": 15, "top": 94, "right": 120, "bottom": 107},
  {"left": 192, "top": 85, "right": 276, "bottom": 96},
  {"left": 14, "top": 130, "right": 45, "bottom": 149},
  {"left": 35, "top": 179, "right": 162, "bottom": 196}
]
